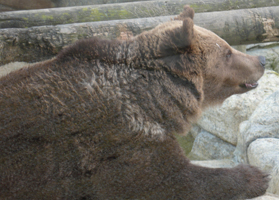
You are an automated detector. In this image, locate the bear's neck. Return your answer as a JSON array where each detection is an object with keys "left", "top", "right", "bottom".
[{"left": 118, "top": 65, "right": 203, "bottom": 138}]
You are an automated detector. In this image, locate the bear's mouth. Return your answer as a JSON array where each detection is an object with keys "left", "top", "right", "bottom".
[{"left": 239, "top": 82, "right": 258, "bottom": 89}]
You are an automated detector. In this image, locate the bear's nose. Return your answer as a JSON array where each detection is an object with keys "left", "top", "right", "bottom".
[{"left": 258, "top": 56, "right": 266, "bottom": 68}]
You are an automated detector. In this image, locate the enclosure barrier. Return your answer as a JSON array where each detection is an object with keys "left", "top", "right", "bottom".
[
  {"left": 1, "top": 0, "right": 279, "bottom": 28},
  {"left": 0, "top": 0, "right": 279, "bottom": 65}
]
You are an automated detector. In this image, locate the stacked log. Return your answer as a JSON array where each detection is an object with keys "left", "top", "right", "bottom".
[
  {"left": 1, "top": 0, "right": 279, "bottom": 28},
  {"left": 0, "top": 0, "right": 279, "bottom": 65}
]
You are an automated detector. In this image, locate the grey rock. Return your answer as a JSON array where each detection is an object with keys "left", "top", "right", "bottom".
[
  {"left": 250, "top": 194, "right": 279, "bottom": 200},
  {"left": 248, "top": 138, "right": 279, "bottom": 195},
  {"left": 195, "top": 70, "right": 279, "bottom": 145},
  {"left": 189, "top": 124, "right": 201, "bottom": 138},
  {"left": 191, "top": 159, "right": 236, "bottom": 168},
  {"left": 234, "top": 90, "right": 279, "bottom": 164},
  {"left": 188, "top": 130, "right": 235, "bottom": 160},
  {"left": 0, "top": 62, "right": 28, "bottom": 77},
  {"left": 233, "top": 45, "right": 247, "bottom": 53},
  {"left": 246, "top": 42, "right": 279, "bottom": 73}
]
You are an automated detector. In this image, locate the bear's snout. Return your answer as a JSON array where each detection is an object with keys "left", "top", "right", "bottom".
[{"left": 258, "top": 56, "right": 266, "bottom": 68}]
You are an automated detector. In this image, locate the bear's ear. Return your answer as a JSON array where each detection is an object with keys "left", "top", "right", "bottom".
[
  {"left": 158, "top": 5, "right": 195, "bottom": 56},
  {"left": 174, "top": 5, "right": 194, "bottom": 20},
  {"left": 173, "top": 5, "right": 195, "bottom": 48},
  {"left": 179, "top": 17, "right": 194, "bottom": 48}
]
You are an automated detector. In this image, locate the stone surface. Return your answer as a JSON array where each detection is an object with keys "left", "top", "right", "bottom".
[
  {"left": 195, "top": 70, "right": 279, "bottom": 145},
  {"left": 189, "top": 124, "right": 201, "bottom": 138},
  {"left": 248, "top": 138, "right": 279, "bottom": 195},
  {"left": 234, "top": 89, "right": 279, "bottom": 164},
  {"left": 191, "top": 159, "right": 236, "bottom": 168},
  {"left": 246, "top": 42, "right": 279, "bottom": 73},
  {"left": 250, "top": 194, "right": 279, "bottom": 200},
  {"left": 189, "top": 70, "right": 279, "bottom": 196},
  {"left": 188, "top": 130, "right": 235, "bottom": 160},
  {"left": 0, "top": 62, "right": 28, "bottom": 77}
]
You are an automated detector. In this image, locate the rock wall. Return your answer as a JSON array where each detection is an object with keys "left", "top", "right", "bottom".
[
  {"left": 189, "top": 70, "right": 279, "bottom": 195},
  {"left": 246, "top": 42, "right": 279, "bottom": 73},
  {"left": 248, "top": 138, "right": 279, "bottom": 195}
]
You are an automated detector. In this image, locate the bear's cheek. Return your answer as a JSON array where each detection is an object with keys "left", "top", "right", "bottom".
[{"left": 202, "top": 64, "right": 248, "bottom": 102}]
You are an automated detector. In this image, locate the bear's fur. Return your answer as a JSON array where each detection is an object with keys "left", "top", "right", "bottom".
[{"left": 0, "top": 6, "right": 268, "bottom": 200}]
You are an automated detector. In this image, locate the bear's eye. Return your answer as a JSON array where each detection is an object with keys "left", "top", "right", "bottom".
[{"left": 226, "top": 50, "right": 232, "bottom": 59}]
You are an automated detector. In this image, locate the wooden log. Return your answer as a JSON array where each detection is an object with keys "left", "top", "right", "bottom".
[
  {"left": 1, "top": 6, "right": 279, "bottom": 65},
  {"left": 55, "top": 0, "right": 151, "bottom": 6},
  {"left": 0, "top": 0, "right": 55, "bottom": 11},
  {"left": 0, "top": 0, "right": 149, "bottom": 11},
  {"left": 1, "top": 0, "right": 279, "bottom": 28}
]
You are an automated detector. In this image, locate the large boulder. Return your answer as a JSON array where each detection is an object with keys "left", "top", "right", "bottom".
[
  {"left": 188, "top": 70, "right": 279, "bottom": 196},
  {"left": 188, "top": 130, "right": 235, "bottom": 160},
  {"left": 0, "top": 62, "right": 28, "bottom": 77},
  {"left": 246, "top": 43, "right": 279, "bottom": 73},
  {"left": 248, "top": 138, "right": 279, "bottom": 195},
  {"left": 251, "top": 194, "right": 279, "bottom": 200},
  {"left": 234, "top": 89, "right": 279, "bottom": 164},
  {"left": 193, "top": 70, "right": 279, "bottom": 146}
]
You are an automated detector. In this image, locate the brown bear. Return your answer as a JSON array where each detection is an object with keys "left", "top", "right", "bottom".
[{"left": 0, "top": 5, "right": 268, "bottom": 200}]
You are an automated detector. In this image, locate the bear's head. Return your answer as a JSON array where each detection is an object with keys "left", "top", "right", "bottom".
[
  {"left": 194, "top": 25, "right": 265, "bottom": 107},
  {"left": 156, "top": 6, "right": 265, "bottom": 109}
]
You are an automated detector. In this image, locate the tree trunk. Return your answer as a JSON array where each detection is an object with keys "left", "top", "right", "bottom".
[
  {"left": 1, "top": 6, "right": 279, "bottom": 65},
  {"left": 1, "top": 0, "right": 279, "bottom": 28},
  {"left": 55, "top": 0, "right": 151, "bottom": 6},
  {"left": 0, "top": 0, "right": 55, "bottom": 11}
]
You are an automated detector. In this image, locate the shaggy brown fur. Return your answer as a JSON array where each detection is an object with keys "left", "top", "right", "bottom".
[{"left": 0, "top": 5, "right": 268, "bottom": 200}]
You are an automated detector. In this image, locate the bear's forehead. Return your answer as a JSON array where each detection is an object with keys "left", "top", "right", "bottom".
[
  {"left": 155, "top": 20, "right": 229, "bottom": 48},
  {"left": 194, "top": 25, "right": 229, "bottom": 47}
]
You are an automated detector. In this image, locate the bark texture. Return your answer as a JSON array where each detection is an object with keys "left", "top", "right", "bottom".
[
  {"left": 1, "top": 0, "right": 279, "bottom": 28},
  {"left": 1, "top": 6, "right": 279, "bottom": 65}
]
